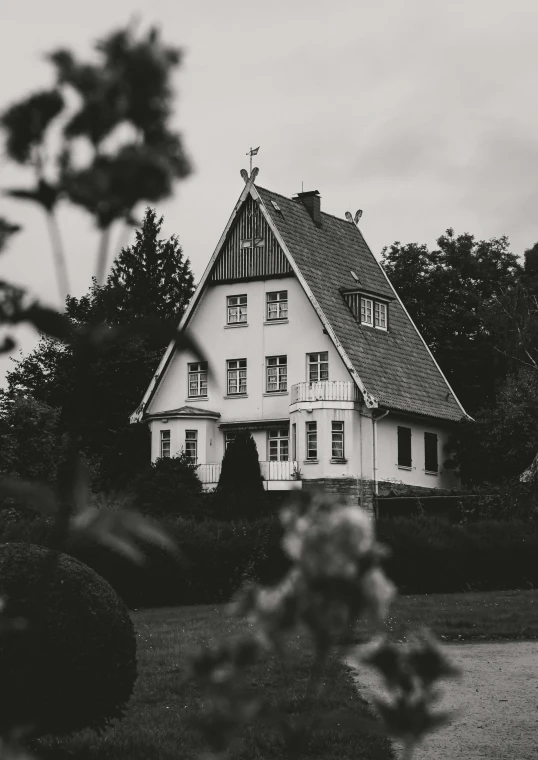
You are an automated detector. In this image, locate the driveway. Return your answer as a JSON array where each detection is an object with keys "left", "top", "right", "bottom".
[{"left": 346, "top": 641, "right": 538, "bottom": 760}]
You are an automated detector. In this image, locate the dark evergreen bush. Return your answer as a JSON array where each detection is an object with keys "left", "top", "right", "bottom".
[
  {"left": 132, "top": 452, "right": 203, "bottom": 516},
  {"left": 215, "top": 432, "right": 265, "bottom": 518},
  {"left": 0, "top": 542, "right": 137, "bottom": 737}
]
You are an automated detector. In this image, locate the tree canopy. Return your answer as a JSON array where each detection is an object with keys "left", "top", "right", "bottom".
[
  {"left": 381, "top": 228, "right": 522, "bottom": 415},
  {"left": 4, "top": 208, "right": 195, "bottom": 490}
]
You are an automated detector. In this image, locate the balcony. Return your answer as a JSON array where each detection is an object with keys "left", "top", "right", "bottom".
[
  {"left": 197, "top": 460, "right": 301, "bottom": 490},
  {"left": 290, "top": 381, "right": 360, "bottom": 404}
]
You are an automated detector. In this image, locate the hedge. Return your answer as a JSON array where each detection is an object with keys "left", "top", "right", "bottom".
[{"left": 2, "top": 510, "right": 538, "bottom": 606}]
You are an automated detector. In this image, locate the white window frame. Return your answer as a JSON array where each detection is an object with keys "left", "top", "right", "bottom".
[
  {"left": 188, "top": 361, "right": 208, "bottom": 398},
  {"left": 360, "top": 297, "right": 373, "bottom": 326},
  {"left": 227, "top": 358, "right": 247, "bottom": 395},
  {"left": 224, "top": 431, "right": 236, "bottom": 450},
  {"left": 266, "top": 355, "right": 287, "bottom": 393},
  {"left": 266, "top": 290, "right": 288, "bottom": 321},
  {"left": 160, "top": 429, "right": 171, "bottom": 458},
  {"left": 306, "top": 421, "right": 317, "bottom": 460},
  {"left": 374, "top": 301, "right": 387, "bottom": 330},
  {"left": 227, "top": 294, "right": 247, "bottom": 324},
  {"left": 308, "top": 351, "right": 329, "bottom": 382},
  {"left": 331, "top": 421, "right": 345, "bottom": 460},
  {"left": 185, "top": 430, "right": 198, "bottom": 464},
  {"left": 268, "top": 428, "right": 289, "bottom": 461}
]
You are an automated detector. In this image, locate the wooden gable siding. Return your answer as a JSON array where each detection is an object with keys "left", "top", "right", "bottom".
[{"left": 210, "top": 196, "right": 293, "bottom": 282}]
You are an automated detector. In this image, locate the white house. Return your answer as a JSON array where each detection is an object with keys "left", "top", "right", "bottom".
[{"left": 131, "top": 169, "right": 469, "bottom": 512}]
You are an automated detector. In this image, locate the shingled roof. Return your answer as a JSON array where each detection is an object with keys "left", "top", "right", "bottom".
[
  {"left": 255, "top": 185, "right": 466, "bottom": 422},
  {"left": 131, "top": 176, "right": 468, "bottom": 425}
]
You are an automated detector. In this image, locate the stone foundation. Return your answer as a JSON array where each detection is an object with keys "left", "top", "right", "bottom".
[{"left": 301, "top": 477, "right": 363, "bottom": 508}]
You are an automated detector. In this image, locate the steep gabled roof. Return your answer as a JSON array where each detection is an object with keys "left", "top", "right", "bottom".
[
  {"left": 255, "top": 186, "right": 467, "bottom": 422},
  {"left": 131, "top": 176, "right": 468, "bottom": 424}
]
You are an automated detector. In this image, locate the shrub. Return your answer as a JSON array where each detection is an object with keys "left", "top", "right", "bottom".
[
  {"left": 132, "top": 452, "right": 203, "bottom": 516},
  {"left": 377, "top": 515, "right": 538, "bottom": 593},
  {"left": 0, "top": 542, "right": 137, "bottom": 737}
]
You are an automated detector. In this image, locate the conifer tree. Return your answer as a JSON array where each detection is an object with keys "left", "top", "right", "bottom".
[{"left": 216, "top": 432, "right": 265, "bottom": 515}]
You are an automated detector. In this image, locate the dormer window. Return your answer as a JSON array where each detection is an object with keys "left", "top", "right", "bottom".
[{"left": 344, "top": 291, "right": 389, "bottom": 330}]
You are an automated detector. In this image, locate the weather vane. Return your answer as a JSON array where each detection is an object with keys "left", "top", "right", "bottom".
[{"left": 246, "top": 146, "right": 260, "bottom": 175}]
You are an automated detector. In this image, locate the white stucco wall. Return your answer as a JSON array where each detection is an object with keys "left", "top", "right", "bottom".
[
  {"left": 374, "top": 413, "right": 460, "bottom": 490},
  {"left": 144, "top": 275, "right": 460, "bottom": 493},
  {"left": 148, "top": 275, "right": 352, "bottom": 459},
  {"left": 149, "top": 417, "right": 219, "bottom": 463},
  {"left": 291, "top": 407, "right": 360, "bottom": 479}
]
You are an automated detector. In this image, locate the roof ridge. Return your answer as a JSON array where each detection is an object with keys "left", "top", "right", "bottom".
[{"left": 256, "top": 184, "right": 354, "bottom": 227}]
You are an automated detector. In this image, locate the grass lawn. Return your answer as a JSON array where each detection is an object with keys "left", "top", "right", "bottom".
[
  {"left": 353, "top": 588, "right": 538, "bottom": 644},
  {"left": 34, "top": 605, "right": 394, "bottom": 760}
]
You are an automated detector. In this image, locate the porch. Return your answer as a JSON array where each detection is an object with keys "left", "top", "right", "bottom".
[{"left": 197, "top": 460, "right": 302, "bottom": 491}]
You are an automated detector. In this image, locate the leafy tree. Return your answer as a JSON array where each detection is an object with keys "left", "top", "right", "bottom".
[
  {"left": 381, "top": 229, "right": 522, "bottom": 414},
  {"left": 216, "top": 432, "right": 265, "bottom": 514},
  {"left": 5, "top": 209, "right": 195, "bottom": 490},
  {"left": 0, "top": 394, "right": 64, "bottom": 485},
  {"left": 446, "top": 366, "right": 538, "bottom": 485},
  {"left": 0, "top": 23, "right": 190, "bottom": 298}
]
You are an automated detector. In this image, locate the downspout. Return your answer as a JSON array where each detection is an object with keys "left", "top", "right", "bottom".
[{"left": 372, "top": 409, "right": 390, "bottom": 519}]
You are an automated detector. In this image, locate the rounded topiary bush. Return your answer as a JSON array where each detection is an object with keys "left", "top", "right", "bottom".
[{"left": 0, "top": 542, "right": 137, "bottom": 737}]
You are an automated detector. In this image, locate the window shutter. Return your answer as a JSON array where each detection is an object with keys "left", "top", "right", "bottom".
[
  {"left": 397, "top": 426, "right": 412, "bottom": 467},
  {"left": 424, "top": 432, "right": 438, "bottom": 473}
]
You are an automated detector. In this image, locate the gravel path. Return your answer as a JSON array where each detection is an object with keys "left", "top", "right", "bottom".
[{"left": 346, "top": 641, "right": 538, "bottom": 760}]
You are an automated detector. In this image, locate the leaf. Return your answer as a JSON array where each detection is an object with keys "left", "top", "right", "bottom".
[
  {"left": 0, "top": 478, "right": 58, "bottom": 516},
  {"left": 0, "top": 218, "right": 21, "bottom": 254},
  {"left": 0, "top": 336, "right": 16, "bottom": 353},
  {"left": 70, "top": 506, "right": 181, "bottom": 566},
  {"left": 22, "top": 304, "right": 73, "bottom": 341},
  {"left": 0, "top": 89, "right": 64, "bottom": 163},
  {"left": 5, "top": 179, "right": 60, "bottom": 212}
]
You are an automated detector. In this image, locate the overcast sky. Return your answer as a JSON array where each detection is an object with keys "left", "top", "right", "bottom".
[{"left": 1, "top": 0, "right": 537, "bottom": 383}]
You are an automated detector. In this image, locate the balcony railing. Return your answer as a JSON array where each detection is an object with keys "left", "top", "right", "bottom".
[
  {"left": 290, "top": 380, "right": 359, "bottom": 404},
  {"left": 197, "top": 460, "right": 299, "bottom": 484}
]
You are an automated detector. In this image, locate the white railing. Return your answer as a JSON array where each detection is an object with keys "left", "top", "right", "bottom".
[
  {"left": 290, "top": 381, "right": 359, "bottom": 404},
  {"left": 197, "top": 460, "right": 298, "bottom": 484},
  {"left": 197, "top": 463, "right": 222, "bottom": 485}
]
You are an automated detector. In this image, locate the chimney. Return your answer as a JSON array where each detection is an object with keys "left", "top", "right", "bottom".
[{"left": 293, "top": 190, "right": 321, "bottom": 226}]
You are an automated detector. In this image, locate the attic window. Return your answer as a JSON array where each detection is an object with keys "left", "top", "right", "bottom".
[
  {"left": 240, "top": 238, "right": 264, "bottom": 248},
  {"left": 271, "top": 200, "right": 281, "bottom": 212},
  {"left": 344, "top": 292, "right": 388, "bottom": 330}
]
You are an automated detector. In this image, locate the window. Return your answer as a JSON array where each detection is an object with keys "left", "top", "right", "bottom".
[
  {"left": 306, "top": 421, "right": 317, "bottom": 460},
  {"left": 308, "top": 352, "right": 329, "bottom": 382},
  {"left": 268, "top": 428, "right": 289, "bottom": 461},
  {"left": 185, "top": 430, "right": 198, "bottom": 464},
  {"left": 361, "top": 297, "right": 373, "bottom": 326},
  {"left": 397, "top": 426, "right": 412, "bottom": 468},
  {"left": 291, "top": 423, "right": 297, "bottom": 460},
  {"left": 160, "top": 430, "right": 171, "bottom": 458},
  {"left": 331, "top": 421, "right": 345, "bottom": 460},
  {"left": 224, "top": 431, "right": 236, "bottom": 450},
  {"left": 424, "top": 432, "right": 438, "bottom": 473},
  {"left": 188, "top": 361, "right": 208, "bottom": 397},
  {"left": 266, "top": 355, "right": 287, "bottom": 392},
  {"left": 345, "top": 292, "right": 389, "bottom": 330},
  {"left": 267, "top": 290, "right": 288, "bottom": 320},
  {"left": 374, "top": 301, "right": 387, "bottom": 329},
  {"left": 227, "top": 294, "right": 247, "bottom": 324},
  {"left": 240, "top": 238, "right": 264, "bottom": 249},
  {"left": 227, "top": 359, "right": 247, "bottom": 395}
]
